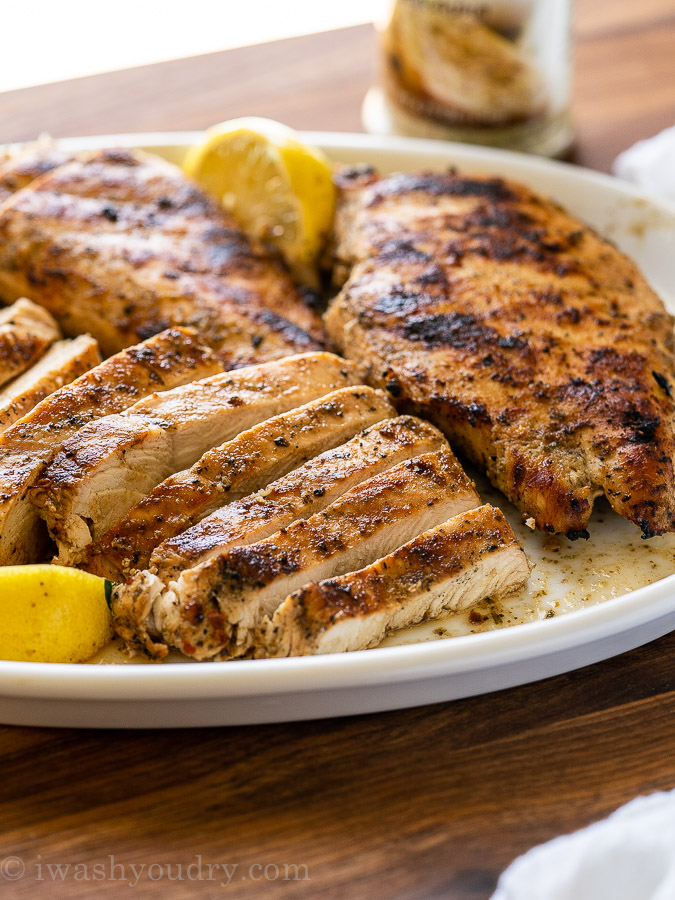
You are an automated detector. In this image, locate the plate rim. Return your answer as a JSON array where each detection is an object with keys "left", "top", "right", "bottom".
[
  {"left": 1, "top": 130, "right": 674, "bottom": 706},
  {"left": 47, "top": 128, "right": 675, "bottom": 219},
  {"left": 1, "top": 573, "right": 674, "bottom": 700}
]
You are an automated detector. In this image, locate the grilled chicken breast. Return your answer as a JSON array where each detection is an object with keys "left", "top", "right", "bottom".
[
  {"left": 260, "top": 504, "right": 530, "bottom": 656},
  {"left": 0, "top": 147, "right": 324, "bottom": 363},
  {"left": 0, "top": 140, "right": 70, "bottom": 205},
  {"left": 326, "top": 168, "right": 675, "bottom": 539},
  {"left": 85, "top": 385, "right": 394, "bottom": 581},
  {"left": 113, "top": 415, "right": 449, "bottom": 657},
  {"left": 145, "top": 448, "right": 480, "bottom": 660},
  {"left": 0, "top": 334, "right": 100, "bottom": 432},
  {"left": 0, "top": 298, "right": 61, "bottom": 388},
  {"left": 34, "top": 352, "right": 360, "bottom": 565},
  {"left": 0, "top": 327, "right": 219, "bottom": 564}
]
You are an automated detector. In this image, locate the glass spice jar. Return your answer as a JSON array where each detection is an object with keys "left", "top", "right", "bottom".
[{"left": 363, "top": 0, "right": 574, "bottom": 157}]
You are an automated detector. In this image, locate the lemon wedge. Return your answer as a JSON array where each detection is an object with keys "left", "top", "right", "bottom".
[
  {"left": 0, "top": 565, "right": 113, "bottom": 663},
  {"left": 183, "top": 117, "right": 336, "bottom": 286}
]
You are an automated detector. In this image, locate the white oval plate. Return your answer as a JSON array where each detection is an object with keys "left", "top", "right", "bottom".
[{"left": 1, "top": 132, "right": 674, "bottom": 729}]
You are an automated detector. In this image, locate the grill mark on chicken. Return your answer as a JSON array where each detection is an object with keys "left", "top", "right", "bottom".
[
  {"left": 154, "top": 415, "right": 447, "bottom": 579},
  {"left": 0, "top": 334, "right": 100, "bottom": 433},
  {"left": 0, "top": 147, "right": 325, "bottom": 361},
  {"left": 398, "top": 312, "right": 530, "bottom": 357},
  {"left": 33, "top": 353, "right": 361, "bottom": 565},
  {"left": 0, "top": 141, "right": 70, "bottom": 206},
  {"left": 365, "top": 172, "right": 518, "bottom": 205},
  {"left": 0, "top": 298, "right": 61, "bottom": 388},
  {"left": 326, "top": 168, "right": 675, "bottom": 539},
  {"left": 260, "top": 504, "right": 530, "bottom": 657},
  {"left": 112, "top": 415, "right": 448, "bottom": 657},
  {"left": 0, "top": 327, "right": 220, "bottom": 564},
  {"left": 147, "top": 447, "right": 480, "bottom": 660},
  {"left": 84, "top": 385, "right": 394, "bottom": 581}
]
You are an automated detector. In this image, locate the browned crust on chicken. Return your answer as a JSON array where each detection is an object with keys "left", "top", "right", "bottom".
[
  {"left": 149, "top": 448, "right": 480, "bottom": 660},
  {"left": 0, "top": 298, "right": 61, "bottom": 388},
  {"left": 112, "top": 415, "right": 450, "bottom": 657},
  {"left": 84, "top": 385, "right": 394, "bottom": 581},
  {"left": 0, "top": 334, "right": 100, "bottom": 432},
  {"left": 33, "top": 352, "right": 360, "bottom": 566},
  {"left": 326, "top": 168, "right": 675, "bottom": 539},
  {"left": 0, "top": 327, "right": 220, "bottom": 564},
  {"left": 152, "top": 414, "right": 449, "bottom": 582},
  {"left": 0, "top": 141, "right": 70, "bottom": 206},
  {"left": 0, "top": 147, "right": 324, "bottom": 362},
  {"left": 260, "top": 504, "right": 530, "bottom": 656}
]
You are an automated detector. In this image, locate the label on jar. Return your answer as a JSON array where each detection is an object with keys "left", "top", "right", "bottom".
[{"left": 381, "top": 0, "right": 547, "bottom": 127}]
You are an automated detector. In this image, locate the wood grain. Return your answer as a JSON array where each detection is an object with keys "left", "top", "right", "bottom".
[
  {"left": 1, "top": 632, "right": 675, "bottom": 898},
  {"left": 572, "top": 12, "right": 675, "bottom": 170},
  {"left": 0, "top": 27, "right": 377, "bottom": 144},
  {"left": 0, "top": 2, "right": 673, "bottom": 897}
]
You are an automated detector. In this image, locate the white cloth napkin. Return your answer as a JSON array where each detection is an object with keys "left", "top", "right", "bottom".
[
  {"left": 613, "top": 125, "right": 675, "bottom": 202},
  {"left": 491, "top": 790, "right": 675, "bottom": 900}
]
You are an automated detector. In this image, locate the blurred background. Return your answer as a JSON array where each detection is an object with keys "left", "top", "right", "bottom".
[
  {"left": 1, "top": 0, "right": 674, "bottom": 172},
  {"left": 2, "top": 1, "right": 385, "bottom": 94}
]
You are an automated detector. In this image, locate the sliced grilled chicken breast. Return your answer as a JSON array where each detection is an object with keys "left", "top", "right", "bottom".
[
  {"left": 0, "top": 335, "right": 100, "bottom": 433},
  {"left": 113, "top": 416, "right": 450, "bottom": 657},
  {"left": 153, "top": 448, "right": 480, "bottom": 660},
  {"left": 85, "top": 385, "right": 394, "bottom": 581},
  {"left": 155, "top": 415, "right": 447, "bottom": 580},
  {"left": 327, "top": 167, "right": 675, "bottom": 539},
  {"left": 0, "top": 298, "right": 61, "bottom": 388},
  {"left": 260, "top": 504, "right": 530, "bottom": 657},
  {"left": 0, "top": 327, "right": 220, "bottom": 564},
  {"left": 0, "top": 147, "right": 324, "bottom": 362},
  {"left": 34, "top": 353, "right": 360, "bottom": 565}
]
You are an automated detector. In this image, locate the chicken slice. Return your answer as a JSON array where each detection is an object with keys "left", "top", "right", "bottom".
[
  {"left": 155, "top": 415, "right": 447, "bottom": 580},
  {"left": 0, "top": 327, "right": 220, "bottom": 564},
  {"left": 0, "top": 147, "right": 324, "bottom": 362},
  {"left": 34, "top": 352, "right": 360, "bottom": 565},
  {"left": 0, "top": 298, "right": 61, "bottom": 388},
  {"left": 84, "top": 385, "right": 394, "bottom": 581},
  {"left": 0, "top": 334, "right": 100, "bottom": 433},
  {"left": 153, "top": 447, "right": 480, "bottom": 660},
  {"left": 113, "top": 415, "right": 450, "bottom": 657},
  {"left": 260, "top": 504, "right": 530, "bottom": 656}
]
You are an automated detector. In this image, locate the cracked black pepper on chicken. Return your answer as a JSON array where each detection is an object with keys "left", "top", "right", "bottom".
[
  {"left": 0, "top": 147, "right": 325, "bottom": 365},
  {"left": 325, "top": 167, "right": 675, "bottom": 539}
]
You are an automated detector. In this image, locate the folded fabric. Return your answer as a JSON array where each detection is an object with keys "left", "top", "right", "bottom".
[
  {"left": 613, "top": 125, "right": 675, "bottom": 202},
  {"left": 491, "top": 790, "right": 675, "bottom": 900}
]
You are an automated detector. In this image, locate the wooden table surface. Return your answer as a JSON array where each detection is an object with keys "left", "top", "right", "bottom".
[{"left": 0, "top": 2, "right": 674, "bottom": 897}]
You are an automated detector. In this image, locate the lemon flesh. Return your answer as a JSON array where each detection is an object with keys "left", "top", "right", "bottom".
[
  {"left": 0, "top": 565, "right": 113, "bottom": 663},
  {"left": 183, "top": 117, "right": 336, "bottom": 286}
]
